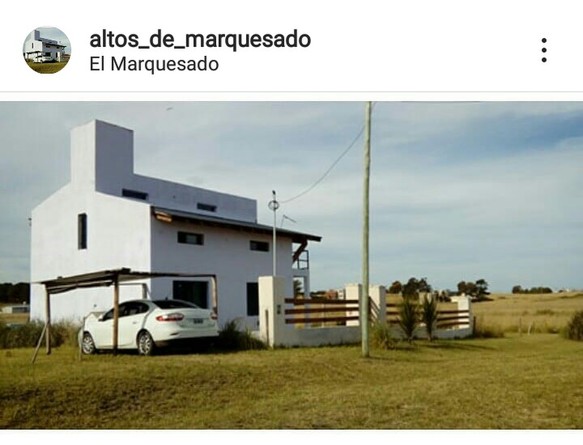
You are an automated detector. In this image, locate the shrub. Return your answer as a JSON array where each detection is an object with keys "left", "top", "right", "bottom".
[
  {"left": 421, "top": 295, "right": 438, "bottom": 341},
  {"left": 563, "top": 310, "right": 583, "bottom": 341},
  {"left": 398, "top": 297, "right": 419, "bottom": 343},
  {"left": 371, "top": 322, "right": 395, "bottom": 350},
  {"left": 216, "top": 320, "right": 266, "bottom": 351},
  {"left": 0, "top": 320, "right": 80, "bottom": 349}
]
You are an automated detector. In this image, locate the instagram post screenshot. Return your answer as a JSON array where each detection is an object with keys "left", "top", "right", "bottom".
[{"left": 1, "top": 0, "right": 582, "bottom": 441}]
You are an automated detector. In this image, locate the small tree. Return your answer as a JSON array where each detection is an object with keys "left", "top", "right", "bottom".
[
  {"left": 398, "top": 296, "right": 419, "bottom": 343},
  {"left": 418, "top": 277, "right": 432, "bottom": 295},
  {"left": 402, "top": 277, "right": 420, "bottom": 300},
  {"left": 465, "top": 281, "right": 478, "bottom": 298},
  {"left": 564, "top": 310, "right": 583, "bottom": 341},
  {"left": 421, "top": 295, "right": 439, "bottom": 341},
  {"left": 475, "top": 279, "right": 490, "bottom": 301},
  {"left": 388, "top": 280, "right": 403, "bottom": 294},
  {"left": 457, "top": 281, "right": 468, "bottom": 295}
]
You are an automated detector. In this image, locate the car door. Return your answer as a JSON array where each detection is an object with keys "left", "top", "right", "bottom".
[
  {"left": 91, "top": 306, "right": 117, "bottom": 348},
  {"left": 117, "top": 301, "right": 151, "bottom": 347}
]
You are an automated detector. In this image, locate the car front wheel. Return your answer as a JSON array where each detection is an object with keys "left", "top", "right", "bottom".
[
  {"left": 81, "top": 332, "right": 97, "bottom": 355},
  {"left": 137, "top": 331, "right": 155, "bottom": 356}
]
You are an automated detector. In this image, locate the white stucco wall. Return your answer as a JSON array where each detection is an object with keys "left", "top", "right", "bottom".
[
  {"left": 30, "top": 188, "right": 151, "bottom": 321},
  {"left": 30, "top": 120, "right": 312, "bottom": 326},
  {"left": 149, "top": 218, "right": 294, "bottom": 330},
  {"left": 24, "top": 31, "right": 65, "bottom": 62},
  {"left": 70, "top": 120, "right": 256, "bottom": 223},
  {"left": 132, "top": 174, "right": 257, "bottom": 223}
]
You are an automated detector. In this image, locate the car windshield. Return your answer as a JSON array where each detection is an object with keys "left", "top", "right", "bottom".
[{"left": 151, "top": 299, "right": 200, "bottom": 309}]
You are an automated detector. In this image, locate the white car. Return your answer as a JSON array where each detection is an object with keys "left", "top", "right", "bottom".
[{"left": 80, "top": 299, "right": 219, "bottom": 355}]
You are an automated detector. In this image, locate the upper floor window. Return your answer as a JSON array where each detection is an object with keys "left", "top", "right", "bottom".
[
  {"left": 197, "top": 203, "right": 217, "bottom": 212},
  {"left": 178, "top": 231, "right": 204, "bottom": 246},
  {"left": 122, "top": 188, "right": 148, "bottom": 200},
  {"left": 250, "top": 240, "right": 269, "bottom": 252},
  {"left": 78, "top": 213, "right": 87, "bottom": 250}
]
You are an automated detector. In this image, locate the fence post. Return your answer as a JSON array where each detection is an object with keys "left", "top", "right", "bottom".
[
  {"left": 344, "top": 284, "right": 362, "bottom": 327},
  {"left": 368, "top": 285, "right": 386, "bottom": 325},
  {"left": 455, "top": 295, "right": 472, "bottom": 330},
  {"left": 259, "top": 276, "right": 286, "bottom": 347}
]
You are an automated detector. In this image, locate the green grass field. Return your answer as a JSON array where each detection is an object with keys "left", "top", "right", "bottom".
[
  {"left": 473, "top": 292, "right": 583, "bottom": 334},
  {"left": 1, "top": 334, "right": 582, "bottom": 429},
  {"left": 1, "top": 292, "right": 582, "bottom": 429},
  {"left": 25, "top": 61, "right": 68, "bottom": 74}
]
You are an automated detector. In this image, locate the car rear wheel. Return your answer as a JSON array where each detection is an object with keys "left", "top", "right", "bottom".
[
  {"left": 137, "top": 331, "right": 155, "bottom": 356},
  {"left": 81, "top": 332, "right": 97, "bottom": 355}
]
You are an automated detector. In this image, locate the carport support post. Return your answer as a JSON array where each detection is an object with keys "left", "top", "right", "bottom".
[
  {"left": 45, "top": 287, "right": 51, "bottom": 355},
  {"left": 113, "top": 274, "right": 120, "bottom": 355}
]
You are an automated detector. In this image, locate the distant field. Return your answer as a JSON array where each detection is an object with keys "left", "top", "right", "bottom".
[
  {"left": 1, "top": 334, "right": 582, "bottom": 429},
  {"left": 0, "top": 305, "right": 29, "bottom": 326},
  {"left": 472, "top": 292, "right": 583, "bottom": 334}
]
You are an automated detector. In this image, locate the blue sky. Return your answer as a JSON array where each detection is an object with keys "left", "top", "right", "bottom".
[{"left": 0, "top": 102, "right": 581, "bottom": 292}]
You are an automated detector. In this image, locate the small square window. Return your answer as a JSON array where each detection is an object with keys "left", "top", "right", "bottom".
[
  {"left": 250, "top": 240, "right": 269, "bottom": 252},
  {"left": 122, "top": 188, "right": 148, "bottom": 200},
  {"left": 178, "top": 231, "right": 204, "bottom": 246},
  {"left": 197, "top": 203, "right": 217, "bottom": 212}
]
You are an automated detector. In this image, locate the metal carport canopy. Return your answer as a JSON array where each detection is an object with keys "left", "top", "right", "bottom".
[{"left": 37, "top": 268, "right": 217, "bottom": 356}]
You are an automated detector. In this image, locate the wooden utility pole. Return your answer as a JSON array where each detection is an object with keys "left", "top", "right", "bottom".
[
  {"left": 269, "top": 190, "right": 279, "bottom": 276},
  {"left": 361, "top": 101, "right": 372, "bottom": 358},
  {"left": 45, "top": 288, "right": 52, "bottom": 355},
  {"left": 113, "top": 274, "right": 120, "bottom": 355}
]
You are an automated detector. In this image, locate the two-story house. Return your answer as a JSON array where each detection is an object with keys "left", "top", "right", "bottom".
[
  {"left": 23, "top": 30, "right": 66, "bottom": 63},
  {"left": 30, "top": 120, "right": 320, "bottom": 330}
]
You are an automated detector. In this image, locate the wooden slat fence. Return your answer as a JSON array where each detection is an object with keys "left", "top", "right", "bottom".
[
  {"left": 282, "top": 297, "right": 470, "bottom": 331},
  {"left": 284, "top": 297, "right": 360, "bottom": 327},
  {"left": 386, "top": 302, "right": 471, "bottom": 330}
]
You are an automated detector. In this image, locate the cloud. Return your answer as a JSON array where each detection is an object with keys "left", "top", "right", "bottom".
[{"left": 0, "top": 102, "right": 581, "bottom": 293}]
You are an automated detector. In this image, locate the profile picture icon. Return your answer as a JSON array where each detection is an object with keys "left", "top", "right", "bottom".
[{"left": 23, "top": 27, "right": 70, "bottom": 74}]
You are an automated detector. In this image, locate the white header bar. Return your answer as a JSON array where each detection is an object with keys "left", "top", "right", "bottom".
[{"left": 4, "top": 0, "right": 583, "bottom": 96}]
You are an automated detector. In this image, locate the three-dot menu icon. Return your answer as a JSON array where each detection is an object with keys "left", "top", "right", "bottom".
[{"left": 542, "top": 38, "right": 547, "bottom": 63}]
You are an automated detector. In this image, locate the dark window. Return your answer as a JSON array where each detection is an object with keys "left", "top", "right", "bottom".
[
  {"left": 250, "top": 240, "right": 269, "bottom": 252},
  {"left": 173, "top": 281, "right": 209, "bottom": 309},
  {"left": 197, "top": 203, "right": 217, "bottom": 212},
  {"left": 102, "top": 302, "right": 149, "bottom": 321},
  {"left": 101, "top": 308, "right": 114, "bottom": 321},
  {"left": 246, "top": 282, "right": 259, "bottom": 316},
  {"left": 177, "top": 231, "right": 204, "bottom": 245},
  {"left": 121, "top": 302, "right": 150, "bottom": 317},
  {"left": 122, "top": 188, "right": 148, "bottom": 200},
  {"left": 78, "top": 213, "right": 87, "bottom": 250},
  {"left": 152, "top": 300, "right": 199, "bottom": 309}
]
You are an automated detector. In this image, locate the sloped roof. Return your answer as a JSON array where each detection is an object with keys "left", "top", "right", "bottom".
[{"left": 152, "top": 207, "right": 322, "bottom": 243}]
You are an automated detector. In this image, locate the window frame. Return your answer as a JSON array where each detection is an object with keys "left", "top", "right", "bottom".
[
  {"left": 177, "top": 231, "right": 205, "bottom": 246},
  {"left": 250, "top": 240, "right": 269, "bottom": 252},
  {"left": 78, "top": 213, "right": 87, "bottom": 250}
]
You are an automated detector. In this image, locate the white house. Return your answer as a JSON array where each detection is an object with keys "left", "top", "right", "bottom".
[
  {"left": 30, "top": 120, "right": 321, "bottom": 330},
  {"left": 23, "top": 30, "right": 66, "bottom": 63}
]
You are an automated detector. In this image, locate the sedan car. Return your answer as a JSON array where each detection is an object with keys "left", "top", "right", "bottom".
[{"left": 80, "top": 299, "right": 219, "bottom": 355}]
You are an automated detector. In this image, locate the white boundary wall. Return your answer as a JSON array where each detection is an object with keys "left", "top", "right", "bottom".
[{"left": 258, "top": 276, "right": 473, "bottom": 347}]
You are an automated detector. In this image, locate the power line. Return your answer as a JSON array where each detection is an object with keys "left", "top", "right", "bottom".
[{"left": 280, "top": 103, "right": 375, "bottom": 204}]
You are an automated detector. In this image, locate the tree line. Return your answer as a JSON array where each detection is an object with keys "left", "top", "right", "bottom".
[
  {"left": 511, "top": 285, "right": 553, "bottom": 294},
  {"left": 0, "top": 283, "right": 30, "bottom": 304},
  {"left": 388, "top": 277, "right": 491, "bottom": 301}
]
